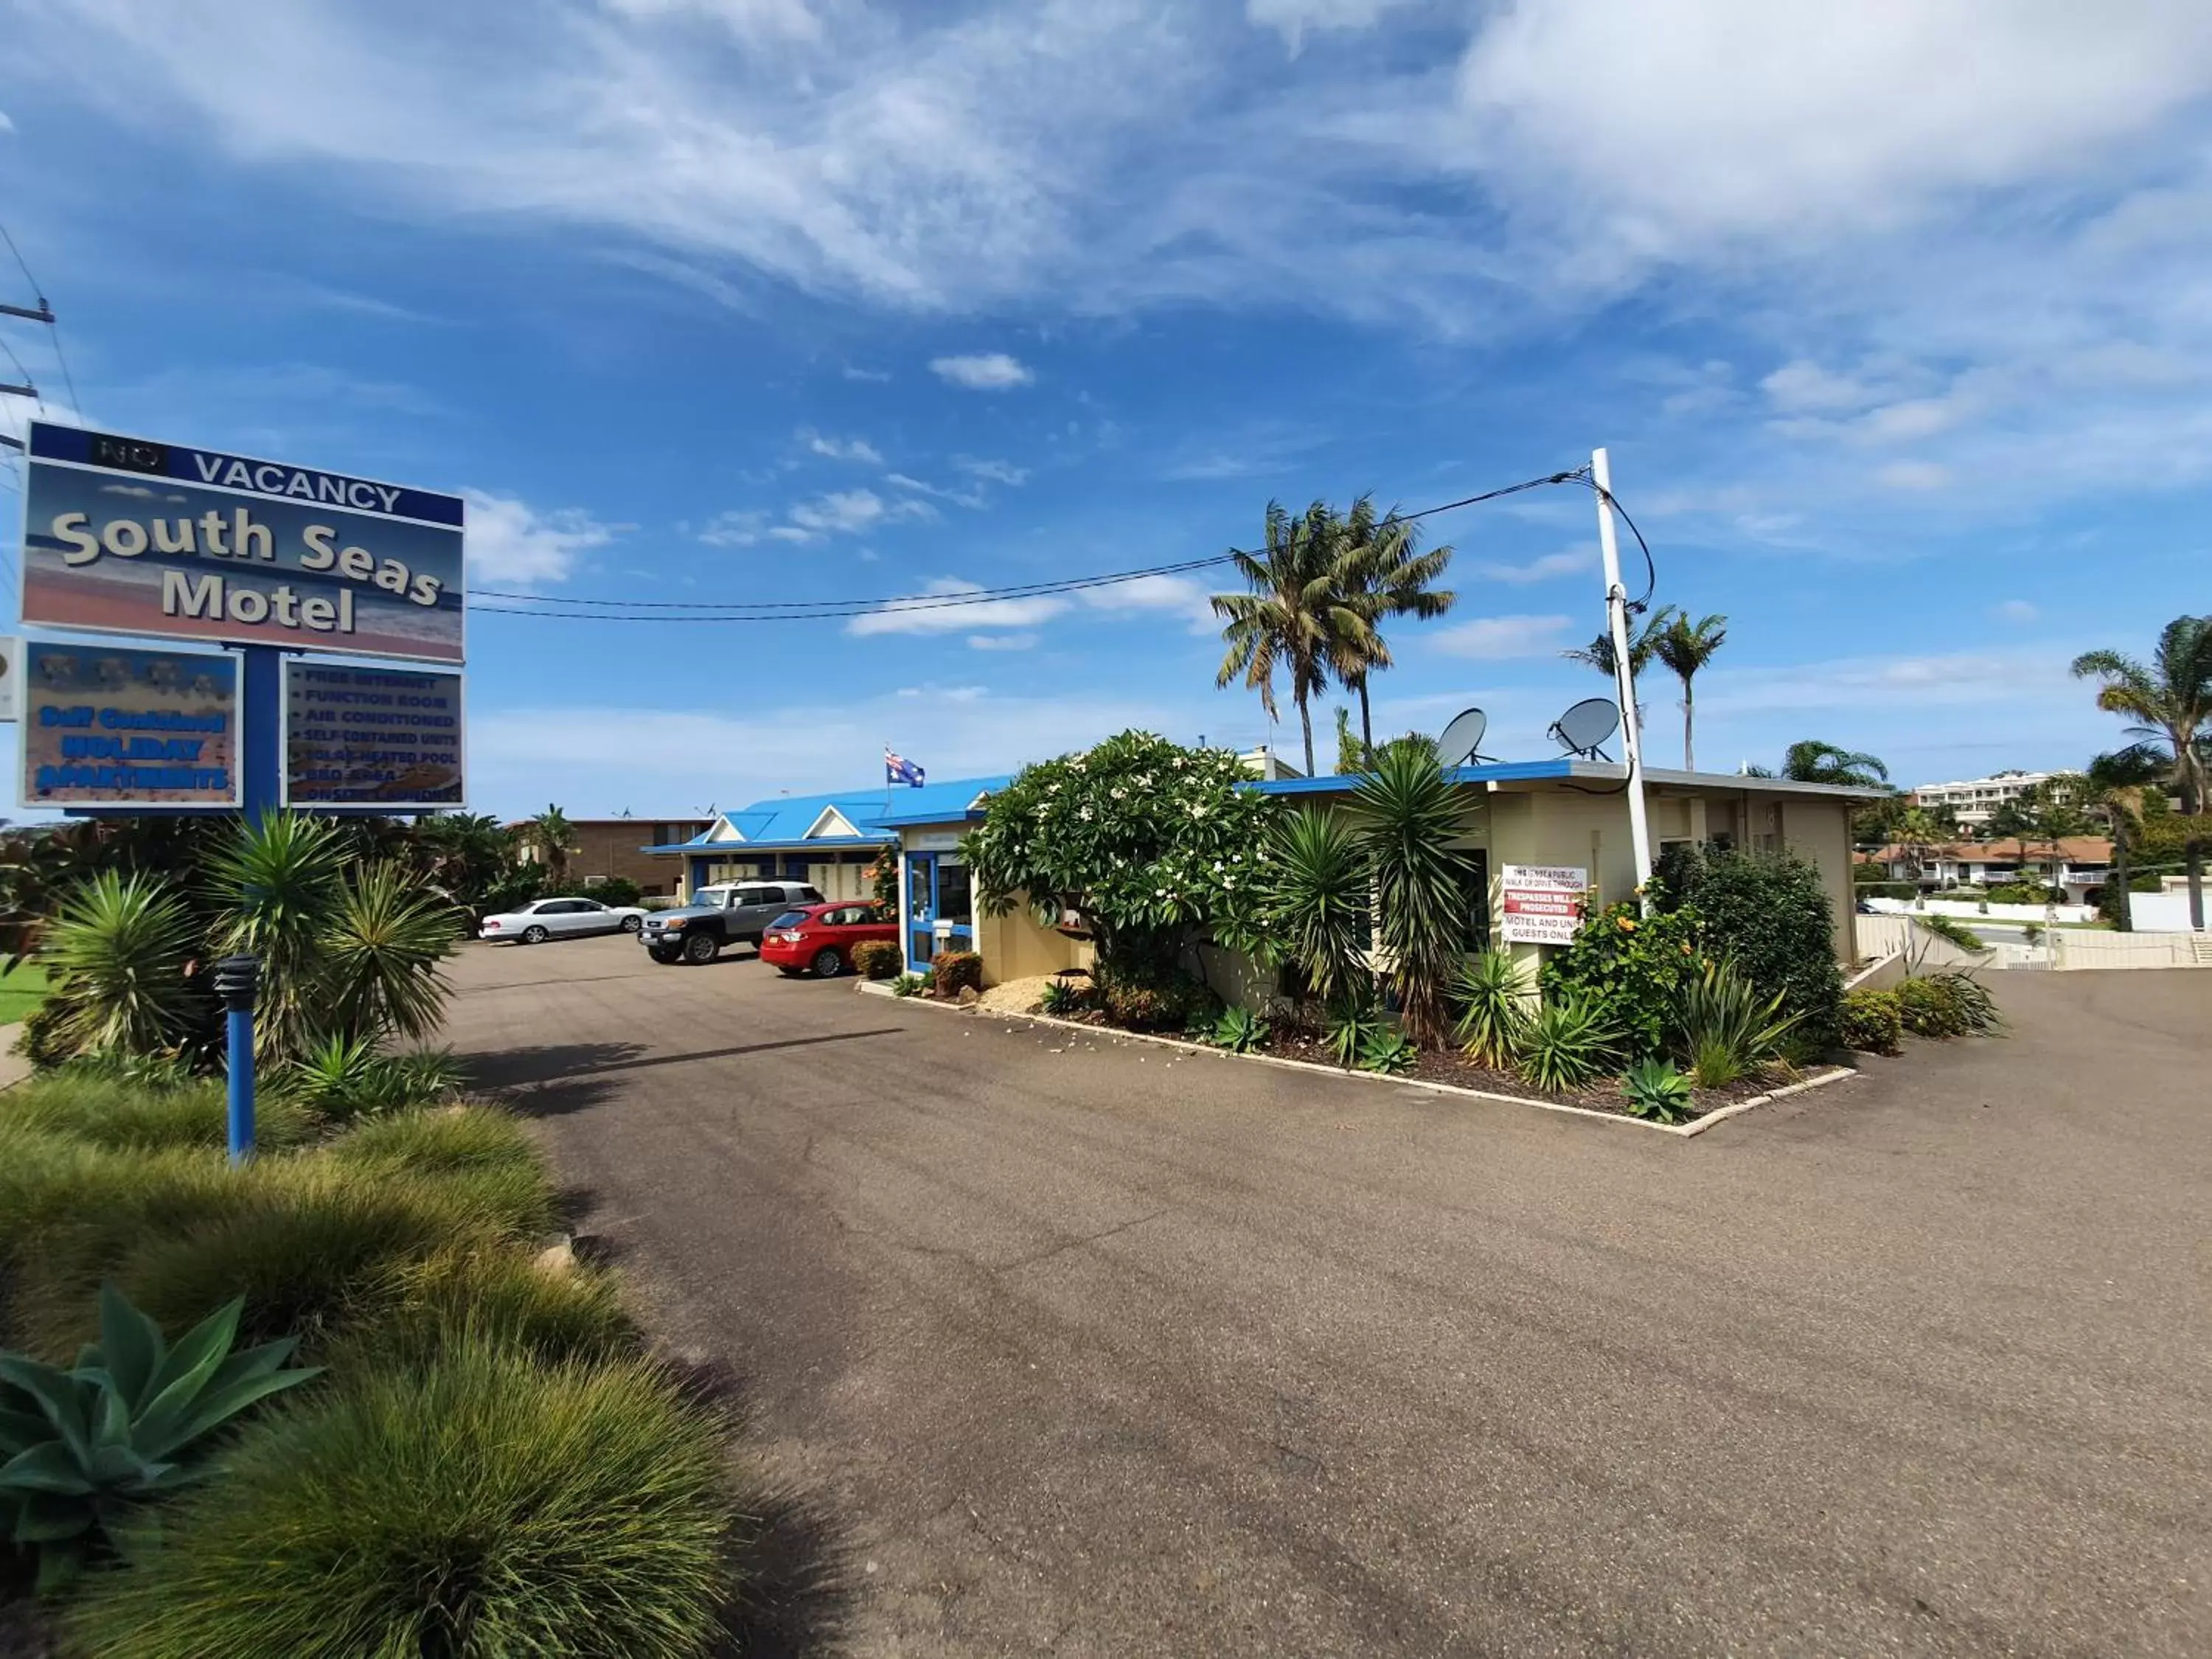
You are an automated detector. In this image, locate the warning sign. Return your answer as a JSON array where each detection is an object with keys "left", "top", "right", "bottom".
[{"left": 1499, "top": 863, "right": 1587, "bottom": 945}]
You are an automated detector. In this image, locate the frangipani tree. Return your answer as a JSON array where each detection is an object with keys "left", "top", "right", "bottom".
[{"left": 962, "top": 731, "right": 1280, "bottom": 982}]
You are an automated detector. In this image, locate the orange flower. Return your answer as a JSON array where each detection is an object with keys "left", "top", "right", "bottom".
[{"left": 1616, "top": 916, "right": 1637, "bottom": 932}]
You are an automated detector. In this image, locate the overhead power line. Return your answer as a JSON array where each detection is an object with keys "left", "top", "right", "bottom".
[{"left": 468, "top": 467, "right": 1599, "bottom": 623}]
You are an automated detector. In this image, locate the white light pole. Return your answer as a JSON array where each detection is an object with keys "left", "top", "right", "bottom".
[{"left": 1592, "top": 448, "right": 1654, "bottom": 905}]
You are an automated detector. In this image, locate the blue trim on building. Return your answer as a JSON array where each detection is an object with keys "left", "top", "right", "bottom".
[{"left": 1248, "top": 759, "right": 1579, "bottom": 796}]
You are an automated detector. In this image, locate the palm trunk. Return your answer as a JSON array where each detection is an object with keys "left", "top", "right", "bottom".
[
  {"left": 1356, "top": 678, "right": 1373, "bottom": 757},
  {"left": 2111, "top": 825, "right": 2133, "bottom": 932},
  {"left": 1297, "top": 692, "right": 1315, "bottom": 779},
  {"left": 1680, "top": 674, "right": 1695, "bottom": 771},
  {"left": 2189, "top": 837, "right": 2205, "bottom": 932}
]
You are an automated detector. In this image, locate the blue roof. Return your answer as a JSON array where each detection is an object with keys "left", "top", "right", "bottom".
[{"left": 638, "top": 775, "right": 1012, "bottom": 853}]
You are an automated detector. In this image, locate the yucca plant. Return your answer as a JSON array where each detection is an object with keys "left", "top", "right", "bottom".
[
  {"left": 1676, "top": 960, "right": 1799, "bottom": 1088},
  {"left": 1037, "top": 977, "right": 1091, "bottom": 1015},
  {"left": 1211, "top": 1006, "right": 1271, "bottom": 1054},
  {"left": 1347, "top": 748, "right": 1477, "bottom": 1043},
  {"left": 1239, "top": 805, "right": 1370, "bottom": 1009},
  {"left": 320, "top": 861, "right": 459, "bottom": 1046},
  {"left": 1325, "top": 982, "right": 1391, "bottom": 1068},
  {"left": 1452, "top": 949, "right": 1532, "bottom": 1068},
  {"left": 206, "top": 813, "right": 348, "bottom": 1064},
  {"left": 0, "top": 1284, "right": 321, "bottom": 1593},
  {"left": 1355, "top": 1024, "right": 1418, "bottom": 1074},
  {"left": 1620, "top": 1058, "right": 1694, "bottom": 1124},
  {"left": 282, "top": 1037, "right": 465, "bottom": 1123},
  {"left": 1517, "top": 993, "right": 1620, "bottom": 1093},
  {"left": 35, "top": 872, "right": 201, "bottom": 1064}
]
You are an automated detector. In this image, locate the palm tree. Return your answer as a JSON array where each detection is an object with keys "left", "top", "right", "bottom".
[
  {"left": 2083, "top": 745, "right": 2169, "bottom": 931},
  {"left": 2073, "top": 615, "right": 2212, "bottom": 929},
  {"left": 1781, "top": 741, "right": 1889, "bottom": 787},
  {"left": 1651, "top": 611, "right": 1728, "bottom": 771},
  {"left": 1562, "top": 605, "right": 1670, "bottom": 689},
  {"left": 1214, "top": 501, "right": 1369, "bottom": 777},
  {"left": 1325, "top": 496, "right": 1455, "bottom": 754},
  {"left": 1891, "top": 806, "right": 1947, "bottom": 881},
  {"left": 521, "top": 804, "right": 577, "bottom": 887}
]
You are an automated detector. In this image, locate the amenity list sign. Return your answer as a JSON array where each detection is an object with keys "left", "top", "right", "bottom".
[
  {"left": 284, "top": 661, "right": 464, "bottom": 809},
  {"left": 21, "top": 640, "right": 240, "bottom": 808},
  {"left": 1499, "top": 864, "right": 1587, "bottom": 945},
  {"left": 19, "top": 420, "right": 464, "bottom": 665}
]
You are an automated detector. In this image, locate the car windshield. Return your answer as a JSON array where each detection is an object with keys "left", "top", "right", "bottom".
[
  {"left": 767, "top": 910, "right": 810, "bottom": 931},
  {"left": 692, "top": 889, "right": 730, "bottom": 908}
]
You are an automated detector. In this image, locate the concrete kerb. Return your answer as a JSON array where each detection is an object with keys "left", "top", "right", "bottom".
[{"left": 858, "top": 979, "right": 1857, "bottom": 1137}]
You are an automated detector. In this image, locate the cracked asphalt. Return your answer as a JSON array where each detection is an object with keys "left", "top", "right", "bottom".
[{"left": 446, "top": 934, "right": 2212, "bottom": 1658}]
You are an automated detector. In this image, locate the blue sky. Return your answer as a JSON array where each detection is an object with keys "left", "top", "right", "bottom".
[{"left": 1, "top": 0, "right": 2208, "bottom": 818}]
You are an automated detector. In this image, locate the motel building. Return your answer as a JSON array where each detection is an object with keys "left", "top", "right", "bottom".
[{"left": 658, "top": 759, "right": 1882, "bottom": 990}]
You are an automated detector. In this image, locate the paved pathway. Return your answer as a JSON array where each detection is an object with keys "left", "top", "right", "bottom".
[{"left": 446, "top": 938, "right": 2212, "bottom": 1657}]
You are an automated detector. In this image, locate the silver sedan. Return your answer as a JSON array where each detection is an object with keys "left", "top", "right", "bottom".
[{"left": 479, "top": 897, "right": 647, "bottom": 945}]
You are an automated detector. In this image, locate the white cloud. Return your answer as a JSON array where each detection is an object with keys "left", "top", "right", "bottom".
[
  {"left": 967, "top": 632, "right": 1037, "bottom": 651},
  {"left": 1875, "top": 460, "right": 1951, "bottom": 492},
  {"left": 1761, "top": 359, "right": 1879, "bottom": 415},
  {"left": 0, "top": 111, "right": 15, "bottom": 134},
  {"left": 1701, "top": 647, "right": 2070, "bottom": 715},
  {"left": 883, "top": 471, "right": 986, "bottom": 509},
  {"left": 1078, "top": 573, "right": 1217, "bottom": 634},
  {"left": 846, "top": 579, "right": 1069, "bottom": 636},
  {"left": 953, "top": 456, "right": 1029, "bottom": 485},
  {"left": 786, "top": 488, "right": 931, "bottom": 539},
  {"left": 1478, "top": 546, "right": 1592, "bottom": 585},
  {"left": 462, "top": 490, "right": 616, "bottom": 585},
  {"left": 698, "top": 509, "right": 770, "bottom": 546},
  {"left": 930, "top": 352, "right": 1033, "bottom": 390},
  {"left": 802, "top": 430, "right": 883, "bottom": 465},
  {"left": 1995, "top": 599, "right": 2039, "bottom": 623},
  {"left": 601, "top": 0, "right": 823, "bottom": 44},
  {"left": 842, "top": 366, "right": 891, "bottom": 383},
  {"left": 1432, "top": 614, "right": 1573, "bottom": 660},
  {"left": 1246, "top": 0, "right": 1405, "bottom": 50}
]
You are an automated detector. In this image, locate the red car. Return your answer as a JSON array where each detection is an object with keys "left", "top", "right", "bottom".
[{"left": 757, "top": 900, "right": 900, "bottom": 978}]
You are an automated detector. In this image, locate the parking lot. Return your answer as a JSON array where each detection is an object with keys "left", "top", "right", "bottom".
[{"left": 445, "top": 933, "right": 2212, "bottom": 1657}]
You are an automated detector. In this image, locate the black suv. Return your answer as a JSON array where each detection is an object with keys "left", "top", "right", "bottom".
[{"left": 641, "top": 881, "right": 824, "bottom": 964}]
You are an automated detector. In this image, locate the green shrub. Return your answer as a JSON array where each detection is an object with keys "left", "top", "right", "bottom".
[
  {"left": 70, "top": 1342, "right": 731, "bottom": 1659},
  {"left": 328, "top": 1104, "right": 540, "bottom": 1183},
  {"left": 1915, "top": 911, "right": 1990, "bottom": 956},
  {"left": 0, "top": 1130, "right": 252, "bottom": 1309},
  {"left": 1211, "top": 1006, "right": 1270, "bottom": 1054},
  {"left": 1895, "top": 971, "right": 2002, "bottom": 1039},
  {"left": 1984, "top": 882, "right": 2059, "bottom": 905},
  {"left": 932, "top": 950, "right": 984, "bottom": 999},
  {"left": 1540, "top": 901, "right": 1705, "bottom": 1060},
  {"left": 0, "top": 1286, "right": 321, "bottom": 1594},
  {"left": 890, "top": 972, "right": 928, "bottom": 998},
  {"left": 1354, "top": 1025, "right": 1417, "bottom": 1074},
  {"left": 1675, "top": 961, "right": 1798, "bottom": 1088},
  {"left": 1652, "top": 846, "right": 1844, "bottom": 1051},
  {"left": 1857, "top": 881, "right": 1918, "bottom": 901},
  {"left": 1839, "top": 987, "right": 1903, "bottom": 1054},
  {"left": 1516, "top": 993, "right": 1620, "bottom": 1093},
  {"left": 849, "top": 940, "right": 902, "bottom": 980},
  {"left": 1620, "top": 1058, "right": 1693, "bottom": 1124},
  {"left": 549, "top": 875, "right": 642, "bottom": 907},
  {"left": 279, "top": 1037, "right": 465, "bottom": 1122},
  {"left": 1097, "top": 966, "right": 1219, "bottom": 1032},
  {"left": 0, "top": 1072, "right": 316, "bottom": 1154},
  {"left": 340, "top": 1248, "right": 634, "bottom": 1371},
  {"left": 1451, "top": 950, "right": 1532, "bottom": 1068}
]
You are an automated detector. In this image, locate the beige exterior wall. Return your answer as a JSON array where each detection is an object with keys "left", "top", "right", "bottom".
[
  {"left": 975, "top": 898, "right": 1093, "bottom": 985},
  {"left": 808, "top": 860, "right": 871, "bottom": 901},
  {"left": 1780, "top": 797, "right": 1860, "bottom": 963}
]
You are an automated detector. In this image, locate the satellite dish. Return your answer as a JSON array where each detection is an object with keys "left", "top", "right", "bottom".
[
  {"left": 1549, "top": 697, "right": 1621, "bottom": 760},
  {"left": 1436, "top": 707, "right": 1491, "bottom": 768}
]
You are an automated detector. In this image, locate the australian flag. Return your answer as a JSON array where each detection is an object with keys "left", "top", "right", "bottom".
[{"left": 885, "top": 748, "right": 926, "bottom": 788}]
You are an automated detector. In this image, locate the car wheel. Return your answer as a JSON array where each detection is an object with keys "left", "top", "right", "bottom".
[
  {"left": 682, "top": 931, "right": 720, "bottom": 964},
  {"left": 521, "top": 925, "right": 549, "bottom": 945},
  {"left": 812, "top": 947, "right": 845, "bottom": 978},
  {"left": 621, "top": 914, "right": 643, "bottom": 933}
]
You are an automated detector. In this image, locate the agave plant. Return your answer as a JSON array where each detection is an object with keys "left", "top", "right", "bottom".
[
  {"left": 0, "top": 1284, "right": 321, "bottom": 1592},
  {"left": 1517, "top": 993, "right": 1620, "bottom": 1093},
  {"left": 1211, "top": 1006, "right": 1271, "bottom": 1054},
  {"left": 35, "top": 872, "right": 201, "bottom": 1064},
  {"left": 321, "top": 861, "right": 461, "bottom": 1046},
  {"left": 282, "top": 1035, "right": 466, "bottom": 1121},
  {"left": 1452, "top": 949, "right": 1532, "bottom": 1068},
  {"left": 1355, "top": 1024, "right": 1418, "bottom": 1074},
  {"left": 1620, "top": 1058, "right": 1694, "bottom": 1124},
  {"left": 1037, "top": 978, "right": 1091, "bottom": 1015}
]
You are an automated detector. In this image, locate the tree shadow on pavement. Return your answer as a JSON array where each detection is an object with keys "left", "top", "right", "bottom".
[{"left": 463, "top": 1042, "right": 648, "bottom": 1091}]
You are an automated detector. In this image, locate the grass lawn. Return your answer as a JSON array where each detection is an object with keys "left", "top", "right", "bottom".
[{"left": 0, "top": 962, "right": 51, "bottom": 1026}]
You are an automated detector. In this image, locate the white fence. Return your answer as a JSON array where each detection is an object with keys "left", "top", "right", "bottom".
[
  {"left": 1865, "top": 897, "right": 2097, "bottom": 925},
  {"left": 1853, "top": 912, "right": 2209, "bottom": 973}
]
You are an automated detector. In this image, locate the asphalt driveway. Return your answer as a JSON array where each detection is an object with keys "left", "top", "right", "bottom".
[{"left": 445, "top": 936, "right": 2212, "bottom": 1657}]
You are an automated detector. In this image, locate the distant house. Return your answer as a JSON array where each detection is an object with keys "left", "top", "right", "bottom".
[
  {"left": 1860, "top": 836, "right": 2114, "bottom": 900},
  {"left": 1910, "top": 770, "right": 2062, "bottom": 831},
  {"left": 508, "top": 816, "right": 712, "bottom": 897}
]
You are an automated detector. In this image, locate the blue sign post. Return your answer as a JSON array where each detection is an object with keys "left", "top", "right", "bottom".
[{"left": 212, "top": 955, "right": 260, "bottom": 1164}]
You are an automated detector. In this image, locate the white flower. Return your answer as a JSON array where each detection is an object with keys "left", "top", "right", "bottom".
[
  {"left": 1111, "top": 787, "right": 1127, "bottom": 799},
  {"left": 1079, "top": 807, "right": 1093, "bottom": 821},
  {"left": 1156, "top": 887, "right": 1166, "bottom": 897}
]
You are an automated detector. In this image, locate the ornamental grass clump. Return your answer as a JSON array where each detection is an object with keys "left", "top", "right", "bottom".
[
  {"left": 1516, "top": 993, "right": 1620, "bottom": 1093},
  {"left": 338, "top": 1247, "right": 635, "bottom": 1371},
  {"left": 69, "top": 1341, "right": 734, "bottom": 1659},
  {"left": 0, "top": 1071, "right": 316, "bottom": 1155},
  {"left": 1452, "top": 949, "right": 1532, "bottom": 1068},
  {"left": 1674, "top": 961, "right": 1800, "bottom": 1089}
]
